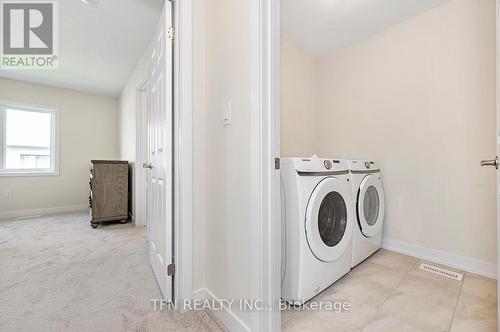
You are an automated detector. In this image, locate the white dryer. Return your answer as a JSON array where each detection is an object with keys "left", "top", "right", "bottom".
[
  {"left": 281, "top": 157, "right": 354, "bottom": 305},
  {"left": 348, "top": 160, "right": 386, "bottom": 267}
]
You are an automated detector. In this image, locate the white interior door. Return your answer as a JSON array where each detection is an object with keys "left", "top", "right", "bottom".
[
  {"left": 494, "top": 0, "right": 500, "bottom": 325},
  {"left": 145, "top": 1, "right": 173, "bottom": 301},
  {"left": 497, "top": 0, "right": 500, "bottom": 325}
]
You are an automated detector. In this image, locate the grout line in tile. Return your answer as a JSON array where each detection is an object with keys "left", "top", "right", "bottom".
[
  {"left": 447, "top": 274, "right": 465, "bottom": 332},
  {"left": 360, "top": 258, "right": 418, "bottom": 328}
]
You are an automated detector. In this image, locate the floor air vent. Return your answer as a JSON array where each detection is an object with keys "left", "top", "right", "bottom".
[{"left": 419, "top": 263, "right": 463, "bottom": 281}]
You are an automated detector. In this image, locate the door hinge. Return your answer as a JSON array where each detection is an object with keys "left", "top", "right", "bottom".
[
  {"left": 275, "top": 158, "right": 280, "bottom": 170},
  {"left": 167, "top": 263, "right": 175, "bottom": 276},
  {"left": 168, "top": 27, "right": 175, "bottom": 40}
]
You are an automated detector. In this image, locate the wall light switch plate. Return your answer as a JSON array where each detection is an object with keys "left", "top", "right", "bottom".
[{"left": 223, "top": 102, "right": 231, "bottom": 126}]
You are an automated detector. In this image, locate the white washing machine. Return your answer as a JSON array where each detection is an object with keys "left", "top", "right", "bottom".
[
  {"left": 348, "top": 160, "right": 386, "bottom": 268},
  {"left": 281, "top": 156, "right": 354, "bottom": 305}
]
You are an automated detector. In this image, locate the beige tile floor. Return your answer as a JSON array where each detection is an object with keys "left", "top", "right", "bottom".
[{"left": 281, "top": 250, "right": 497, "bottom": 332}]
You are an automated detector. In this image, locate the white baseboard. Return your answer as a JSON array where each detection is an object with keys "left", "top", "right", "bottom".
[
  {"left": 382, "top": 238, "right": 497, "bottom": 279},
  {"left": 193, "top": 288, "right": 251, "bottom": 332},
  {"left": 0, "top": 204, "right": 89, "bottom": 220}
]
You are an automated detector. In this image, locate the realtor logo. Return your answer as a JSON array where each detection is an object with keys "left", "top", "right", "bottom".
[{"left": 1, "top": 0, "right": 59, "bottom": 69}]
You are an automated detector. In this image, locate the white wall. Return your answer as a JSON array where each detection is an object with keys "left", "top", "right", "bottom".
[
  {"left": 0, "top": 78, "right": 119, "bottom": 216},
  {"left": 282, "top": 0, "right": 497, "bottom": 274},
  {"left": 118, "top": 45, "right": 151, "bottom": 219},
  {"left": 119, "top": 46, "right": 151, "bottom": 163},
  {"left": 193, "top": 0, "right": 259, "bottom": 329},
  {"left": 280, "top": 40, "right": 319, "bottom": 158}
]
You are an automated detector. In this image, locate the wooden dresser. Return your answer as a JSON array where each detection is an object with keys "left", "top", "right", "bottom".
[{"left": 89, "top": 160, "right": 129, "bottom": 228}]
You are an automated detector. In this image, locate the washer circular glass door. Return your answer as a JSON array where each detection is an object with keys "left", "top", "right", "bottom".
[
  {"left": 357, "top": 174, "right": 385, "bottom": 238},
  {"left": 305, "top": 177, "right": 353, "bottom": 262}
]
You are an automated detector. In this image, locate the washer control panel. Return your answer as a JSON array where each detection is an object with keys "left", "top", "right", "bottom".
[
  {"left": 349, "top": 160, "right": 379, "bottom": 172},
  {"left": 292, "top": 157, "right": 348, "bottom": 173}
]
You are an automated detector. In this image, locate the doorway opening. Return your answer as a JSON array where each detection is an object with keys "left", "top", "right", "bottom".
[{"left": 274, "top": 0, "right": 499, "bottom": 330}]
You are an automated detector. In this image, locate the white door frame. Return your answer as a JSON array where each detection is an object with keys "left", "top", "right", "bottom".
[
  {"left": 254, "top": 0, "right": 281, "bottom": 331},
  {"left": 135, "top": 78, "right": 149, "bottom": 228},
  {"left": 173, "top": 0, "right": 193, "bottom": 308},
  {"left": 496, "top": 0, "right": 500, "bottom": 325},
  {"left": 134, "top": 0, "right": 193, "bottom": 307}
]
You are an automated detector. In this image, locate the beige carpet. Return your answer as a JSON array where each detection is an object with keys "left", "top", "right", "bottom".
[{"left": 0, "top": 211, "right": 225, "bottom": 332}]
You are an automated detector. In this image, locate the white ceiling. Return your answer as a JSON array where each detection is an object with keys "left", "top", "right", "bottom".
[
  {"left": 0, "top": 0, "right": 164, "bottom": 97},
  {"left": 282, "top": 0, "right": 451, "bottom": 57}
]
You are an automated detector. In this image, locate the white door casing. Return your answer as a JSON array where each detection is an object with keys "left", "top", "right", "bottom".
[
  {"left": 147, "top": 1, "right": 173, "bottom": 301},
  {"left": 255, "top": 0, "right": 281, "bottom": 330},
  {"left": 357, "top": 174, "right": 385, "bottom": 238},
  {"left": 496, "top": 0, "right": 500, "bottom": 325},
  {"left": 480, "top": 0, "right": 500, "bottom": 324},
  {"left": 135, "top": 79, "right": 149, "bottom": 228},
  {"left": 173, "top": 0, "right": 194, "bottom": 309}
]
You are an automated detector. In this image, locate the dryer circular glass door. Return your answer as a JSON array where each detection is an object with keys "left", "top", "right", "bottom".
[
  {"left": 305, "top": 177, "right": 353, "bottom": 262},
  {"left": 357, "top": 174, "right": 385, "bottom": 238}
]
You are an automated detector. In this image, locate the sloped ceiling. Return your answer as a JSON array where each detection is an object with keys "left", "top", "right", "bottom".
[{"left": 0, "top": 0, "right": 164, "bottom": 97}]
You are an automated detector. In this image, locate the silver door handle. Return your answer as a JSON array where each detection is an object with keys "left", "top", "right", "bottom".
[
  {"left": 143, "top": 163, "right": 153, "bottom": 169},
  {"left": 481, "top": 157, "right": 498, "bottom": 169}
]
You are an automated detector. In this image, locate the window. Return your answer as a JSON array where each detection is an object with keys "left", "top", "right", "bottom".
[{"left": 0, "top": 102, "right": 59, "bottom": 176}]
